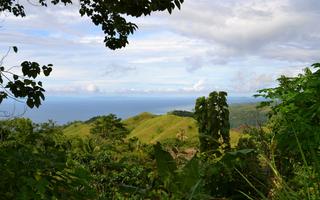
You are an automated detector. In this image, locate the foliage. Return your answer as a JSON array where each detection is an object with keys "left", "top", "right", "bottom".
[
  {"left": 153, "top": 142, "right": 206, "bottom": 199},
  {"left": 200, "top": 139, "right": 268, "bottom": 200},
  {"left": 0, "top": 47, "right": 52, "bottom": 108},
  {"left": 68, "top": 136, "right": 157, "bottom": 199},
  {"left": 281, "top": 165, "right": 320, "bottom": 200},
  {"left": 90, "top": 114, "right": 129, "bottom": 140},
  {"left": 194, "top": 91, "right": 231, "bottom": 154},
  {"left": 152, "top": 139, "right": 268, "bottom": 200},
  {"left": 0, "top": 118, "right": 162, "bottom": 199},
  {"left": 240, "top": 110, "right": 320, "bottom": 200},
  {"left": 256, "top": 64, "right": 320, "bottom": 175},
  {"left": 0, "top": 119, "right": 94, "bottom": 200}
]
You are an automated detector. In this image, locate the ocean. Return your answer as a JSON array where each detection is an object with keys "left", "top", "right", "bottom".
[{"left": 0, "top": 96, "right": 260, "bottom": 124}]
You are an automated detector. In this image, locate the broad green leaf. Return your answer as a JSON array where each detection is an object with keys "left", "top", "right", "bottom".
[{"left": 180, "top": 156, "right": 201, "bottom": 191}]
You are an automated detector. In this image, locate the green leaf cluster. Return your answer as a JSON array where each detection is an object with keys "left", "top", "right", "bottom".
[
  {"left": 0, "top": 47, "right": 52, "bottom": 108},
  {"left": 256, "top": 63, "right": 320, "bottom": 175}
]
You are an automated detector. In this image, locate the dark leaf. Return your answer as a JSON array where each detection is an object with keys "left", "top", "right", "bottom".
[
  {"left": 13, "top": 46, "right": 18, "bottom": 53},
  {"left": 26, "top": 98, "right": 34, "bottom": 108}
]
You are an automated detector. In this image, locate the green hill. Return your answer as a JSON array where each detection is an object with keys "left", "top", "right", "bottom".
[
  {"left": 127, "top": 114, "right": 198, "bottom": 144},
  {"left": 63, "top": 122, "right": 92, "bottom": 138},
  {"left": 123, "top": 112, "right": 156, "bottom": 131}
]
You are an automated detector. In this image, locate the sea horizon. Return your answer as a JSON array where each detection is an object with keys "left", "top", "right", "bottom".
[{"left": 0, "top": 95, "right": 262, "bottom": 125}]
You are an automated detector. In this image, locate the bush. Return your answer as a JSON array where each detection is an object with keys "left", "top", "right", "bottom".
[{"left": 256, "top": 64, "right": 320, "bottom": 176}]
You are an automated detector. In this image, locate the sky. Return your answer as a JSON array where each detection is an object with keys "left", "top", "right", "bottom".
[{"left": 1, "top": 0, "right": 319, "bottom": 98}]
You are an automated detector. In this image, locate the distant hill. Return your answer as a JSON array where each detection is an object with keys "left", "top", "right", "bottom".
[
  {"left": 62, "top": 103, "right": 267, "bottom": 145},
  {"left": 229, "top": 103, "right": 268, "bottom": 128}
]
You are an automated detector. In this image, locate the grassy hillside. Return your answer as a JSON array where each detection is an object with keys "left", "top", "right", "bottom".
[
  {"left": 127, "top": 114, "right": 198, "bottom": 144},
  {"left": 63, "top": 122, "right": 92, "bottom": 138},
  {"left": 123, "top": 112, "right": 156, "bottom": 131}
]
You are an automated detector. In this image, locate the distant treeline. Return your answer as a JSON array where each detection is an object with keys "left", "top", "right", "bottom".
[{"left": 167, "top": 110, "right": 194, "bottom": 117}]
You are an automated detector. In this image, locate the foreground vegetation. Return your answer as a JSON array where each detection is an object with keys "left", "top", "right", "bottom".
[{"left": 0, "top": 64, "right": 320, "bottom": 199}]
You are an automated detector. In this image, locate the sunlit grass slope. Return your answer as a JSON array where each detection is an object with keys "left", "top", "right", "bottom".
[
  {"left": 62, "top": 122, "right": 92, "bottom": 138},
  {"left": 123, "top": 112, "right": 156, "bottom": 131},
  {"left": 127, "top": 114, "right": 198, "bottom": 144}
]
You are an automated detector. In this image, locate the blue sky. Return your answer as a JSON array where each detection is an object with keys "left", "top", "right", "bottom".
[{"left": 1, "top": 0, "right": 319, "bottom": 98}]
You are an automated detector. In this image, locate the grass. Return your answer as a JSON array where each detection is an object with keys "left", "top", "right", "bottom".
[
  {"left": 127, "top": 114, "right": 199, "bottom": 144},
  {"left": 62, "top": 122, "right": 92, "bottom": 138},
  {"left": 123, "top": 112, "right": 156, "bottom": 131}
]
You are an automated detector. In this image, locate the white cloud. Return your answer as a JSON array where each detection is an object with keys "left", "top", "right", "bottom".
[
  {"left": 183, "top": 79, "right": 206, "bottom": 92},
  {"left": 130, "top": 56, "right": 181, "bottom": 64},
  {"left": 116, "top": 79, "right": 208, "bottom": 95},
  {"left": 85, "top": 83, "right": 100, "bottom": 93},
  {"left": 230, "top": 64, "right": 304, "bottom": 94},
  {"left": 163, "top": 0, "right": 320, "bottom": 63},
  {"left": 78, "top": 36, "right": 104, "bottom": 45}
]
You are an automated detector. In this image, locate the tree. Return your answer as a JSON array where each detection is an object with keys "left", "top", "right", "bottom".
[
  {"left": 194, "top": 91, "right": 231, "bottom": 155},
  {"left": 90, "top": 114, "right": 129, "bottom": 140},
  {"left": 0, "top": 0, "right": 184, "bottom": 108}
]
